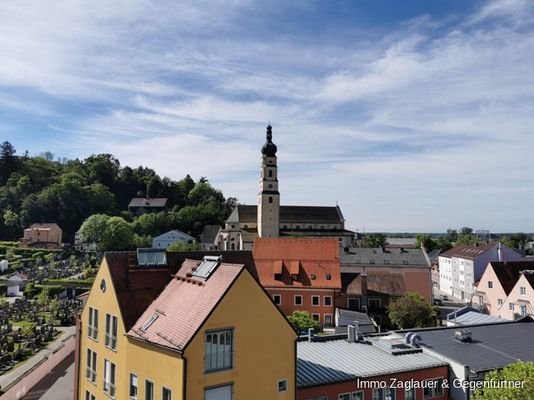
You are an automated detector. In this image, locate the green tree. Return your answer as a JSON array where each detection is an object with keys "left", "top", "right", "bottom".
[
  {"left": 167, "top": 241, "right": 201, "bottom": 252},
  {"left": 287, "top": 310, "right": 319, "bottom": 333},
  {"left": 37, "top": 286, "right": 50, "bottom": 306},
  {"left": 80, "top": 214, "right": 111, "bottom": 244},
  {"left": 388, "top": 292, "right": 436, "bottom": 329},
  {"left": 362, "top": 233, "right": 387, "bottom": 248},
  {"left": 473, "top": 361, "right": 534, "bottom": 400},
  {"left": 415, "top": 234, "right": 439, "bottom": 252},
  {"left": 101, "top": 216, "right": 134, "bottom": 251}
]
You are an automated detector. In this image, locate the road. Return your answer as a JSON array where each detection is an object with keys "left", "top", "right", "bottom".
[{"left": 21, "top": 354, "right": 74, "bottom": 400}]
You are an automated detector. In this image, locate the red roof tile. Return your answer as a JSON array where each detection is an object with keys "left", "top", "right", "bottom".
[
  {"left": 127, "top": 259, "right": 244, "bottom": 352},
  {"left": 253, "top": 238, "right": 341, "bottom": 289}
]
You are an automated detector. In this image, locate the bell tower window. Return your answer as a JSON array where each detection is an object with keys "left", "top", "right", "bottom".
[
  {"left": 269, "top": 197, "right": 273, "bottom": 203},
  {"left": 268, "top": 169, "right": 273, "bottom": 177}
]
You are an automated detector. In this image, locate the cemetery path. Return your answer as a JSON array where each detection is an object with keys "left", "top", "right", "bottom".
[{"left": 0, "top": 326, "right": 75, "bottom": 390}]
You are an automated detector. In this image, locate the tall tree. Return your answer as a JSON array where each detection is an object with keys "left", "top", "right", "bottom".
[
  {"left": 362, "top": 233, "right": 387, "bottom": 248},
  {"left": 388, "top": 292, "right": 436, "bottom": 329},
  {"left": 0, "top": 141, "right": 18, "bottom": 184},
  {"left": 473, "top": 361, "right": 534, "bottom": 399}
]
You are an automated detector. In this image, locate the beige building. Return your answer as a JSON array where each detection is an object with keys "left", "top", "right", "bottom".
[
  {"left": 218, "top": 125, "right": 354, "bottom": 250},
  {"left": 21, "top": 223, "right": 62, "bottom": 248}
]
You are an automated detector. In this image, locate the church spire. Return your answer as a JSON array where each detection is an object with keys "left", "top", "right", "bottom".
[{"left": 261, "top": 124, "right": 277, "bottom": 157}]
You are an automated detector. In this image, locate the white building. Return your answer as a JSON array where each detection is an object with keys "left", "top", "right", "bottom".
[
  {"left": 0, "top": 259, "right": 8, "bottom": 273},
  {"left": 7, "top": 272, "right": 28, "bottom": 297},
  {"left": 438, "top": 242, "right": 522, "bottom": 302},
  {"left": 152, "top": 229, "right": 196, "bottom": 249}
]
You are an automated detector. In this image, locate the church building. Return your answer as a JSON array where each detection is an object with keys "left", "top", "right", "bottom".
[{"left": 218, "top": 125, "right": 354, "bottom": 250}]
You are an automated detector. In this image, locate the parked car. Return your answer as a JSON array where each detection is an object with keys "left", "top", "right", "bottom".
[
  {"left": 440, "top": 294, "right": 449, "bottom": 301},
  {"left": 433, "top": 298, "right": 443, "bottom": 306}
]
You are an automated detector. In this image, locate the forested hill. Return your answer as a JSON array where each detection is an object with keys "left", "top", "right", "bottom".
[{"left": 0, "top": 141, "right": 236, "bottom": 242}]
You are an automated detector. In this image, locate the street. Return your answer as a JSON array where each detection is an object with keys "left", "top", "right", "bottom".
[{"left": 22, "top": 353, "right": 74, "bottom": 400}]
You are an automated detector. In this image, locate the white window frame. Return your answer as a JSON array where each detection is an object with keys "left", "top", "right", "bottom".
[
  {"left": 145, "top": 380, "right": 154, "bottom": 400},
  {"left": 85, "top": 349, "right": 97, "bottom": 383},
  {"left": 105, "top": 313, "right": 118, "bottom": 350},
  {"left": 510, "top": 303, "right": 515, "bottom": 311},
  {"left": 520, "top": 286, "right": 527, "bottom": 296},
  {"left": 85, "top": 391, "right": 96, "bottom": 400},
  {"left": 272, "top": 294, "right": 281, "bottom": 305},
  {"left": 311, "top": 295, "right": 320, "bottom": 306},
  {"left": 488, "top": 281, "right": 493, "bottom": 289},
  {"left": 294, "top": 295, "right": 303, "bottom": 306},
  {"left": 103, "top": 359, "right": 116, "bottom": 397},
  {"left": 277, "top": 379, "right": 288, "bottom": 392},
  {"left": 162, "top": 387, "right": 172, "bottom": 400},
  {"left": 324, "top": 296, "right": 332, "bottom": 306},
  {"left": 311, "top": 313, "right": 320, "bottom": 323},
  {"left": 324, "top": 314, "right": 333, "bottom": 326},
  {"left": 521, "top": 304, "right": 527, "bottom": 316},
  {"left": 205, "top": 329, "right": 233, "bottom": 372},
  {"left": 88, "top": 307, "right": 98, "bottom": 340},
  {"left": 129, "top": 373, "right": 138, "bottom": 399}
]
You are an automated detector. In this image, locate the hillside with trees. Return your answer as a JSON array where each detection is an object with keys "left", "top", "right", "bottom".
[{"left": 0, "top": 141, "right": 235, "bottom": 244}]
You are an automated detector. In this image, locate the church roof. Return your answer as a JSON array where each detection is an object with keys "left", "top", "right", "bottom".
[{"left": 233, "top": 205, "right": 344, "bottom": 224}]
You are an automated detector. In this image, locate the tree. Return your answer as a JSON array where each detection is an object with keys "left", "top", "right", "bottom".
[
  {"left": 80, "top": 214, "right": 111, "bottom": 244},
  {"left": 287, "top": 310, "right": 319, "bottom": 333},
  {"left": 37, "top": 286, "right": 50, "bottom": 306},
  {"left": 167, "top": 241, "right": 201, "bottom": 252},
  {"left": 362, "top": 233, "right": 387, "bottom": 248},
  {"left": 101, "top": 216, "right": 134, "bottom": 251},
  {"left": 415, "top": 234, "right": 439, "bottom": 252},
  {"left": 473, "top": 361, "right": 534, "bottom": 399},
  {"left": 446, "top": 229, "right": 458, "bottom": 242},
  {"left": 0, "top": 141, "right": 18, "bottom": 184},
  {"left": 460, "top": 226, "right": 474, "bottom": 236},
  {"left": 388, "top": 292, "right": 436, "bottom": 329}
]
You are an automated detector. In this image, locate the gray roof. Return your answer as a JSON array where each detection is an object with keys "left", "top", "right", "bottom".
[
  {"left": 233, "top": 205, "right": 345, "bottom": 224},
  {"left": 341, "top": 247, "right": 430, "bottom": 268},
  {"left": 128, "top": 198, "right": 168, "bottom": 208},
  {"left": 297, "top": 338, "right": 447, "bottom": 388},
  {"left": 335, "top": 308, "right": 376, "bottom": 334},
  {"left": 152, "top": 230, "right": 195, "bottom": 243},
  {"left": 427, "top": 249, "right": 442, "bottom": 262},
  {"left": 399, "top": 320, "right": 534, "bottom": 373},
  {"left": 446, "top": 311, "right": 506, "bottom": 326},
  {"left": 200, "top": 225, "right": 221, "bottom": 244}
]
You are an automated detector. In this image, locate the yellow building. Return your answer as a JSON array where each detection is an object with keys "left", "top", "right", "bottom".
[{"left": 75, "top": 249, "right": 297, "bottom": 400}]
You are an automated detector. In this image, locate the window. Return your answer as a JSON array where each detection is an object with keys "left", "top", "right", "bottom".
[
  {"left": 324, "top": 314, "right": 333, "bottom": 326},
  {"left": 88, "top": 307, "right": 98, "bottom": 340},
  {"left": 488, "top": 281, "right": 493, "bottom": 288},
  {"left": 324, "top": 296, "right": 332, "bottom": 306},
  {"left": 310, "top": 274, "right": 316, "bottom": 280},
  {"left": 162, "top": 387, "right": 172, "bottom": 400},
  {"left": 85, "top": 349, "right": 97, "bottom": 383},
  {"left": 369, "top": 298, "right": 381, "bottom": 309},
  {"left": 405, "top": 388, "right": 415, "bottom": 400},
  {"left": 339, "top": 394, "right": 351, "bottom": 400},
  {"left": 348, "top": 298, "right": 360, "bottom": 310},
  {"left": 521, "top": 286, "right": 527, "bottom": 296},
  {"left": 510, "top": 303, "right": 515, "bottom": 311},
  {"left": 268, "top": 169, "right": 273, "bottom": 177},
  {"left": 205, "top": 329, "right": 233, "bottom": 372},
  {"left": 105, "top": 314, "right": 118, "bottom": 350},
  {"left": 273, "top": 294, "right": 281, "bottom": 305},
  {"left": 104, "top": 359, "right": 116, "bottom": 397},
  {"left": 269, "top": 196, "right": 273, "bottom": 204},
  {"left": 325, "top": 274, "right": 332, "bottom": 280},
  {"left": 353, "top": 392, "right": 364, "bottom": 400},
  {"left": 129, "top": 373, "right": 138, "bottom": 398},
  {"left": 479, "top": 296, "right": 484, "bottom": 305},
  {"left": 278, "top": 379, "right": 288, "bottom": 392},
  {"left": 372, "top": 388, "right": 384, "bottom": 400},
  {"left": 312, "top": 296, "right": 320, "bottom": 306},
  {"left": 145, "top": 380, "right": 154, "bottom": 400},
  {"left": 498, "top": 299, "right": 503, "bottom": 306},
  {"left": 85, "top": 391, "right": 96, "bottom": 400},
  {"left": 521, "top": 304, "right": 527, "bottom": 316},
  {"left": 312, "top": 313, "right": 320, "bottom": 322},
  {"left": 294, "top": 295, "right": 303, "bottom": 306},
  {"left": 423, "top": 379, "right": 443, "bottom": 399},
  {"left": 205, "top": 385, "right": 232, "bottom": 400},
  {"left": 385, "top": 387, "right": 396, "bottom": 400}
]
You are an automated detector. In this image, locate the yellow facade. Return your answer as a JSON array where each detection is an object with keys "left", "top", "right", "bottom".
[
  {"left": 184, "top": 269, "right": 296, "bottom": 399},
  {"left": 77, "top": 258, "right": 129, "bottom": 400},
  {"left": 76, "top": 257, "right": 296, "bottom": 400}
]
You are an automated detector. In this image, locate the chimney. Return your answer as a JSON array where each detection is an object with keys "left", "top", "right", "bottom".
[
  {"left": 497, "top": 242, "right": 504, "bottom": 262},
  {"left": 361, "top": 272, "right": 368, "bottom": 311}
]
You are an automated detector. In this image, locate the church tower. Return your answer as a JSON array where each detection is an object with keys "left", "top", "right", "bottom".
[{"left": 257, "top": 124, "right": 280, "bottom": 238}]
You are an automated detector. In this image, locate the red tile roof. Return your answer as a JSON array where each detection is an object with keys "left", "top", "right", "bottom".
[
  {"left": 127, "top": 259, "right": 244, "bottom": 352},
  {"left": 252, "top": 238, "right": 341, "bottom": 289},
  {"left": 343, "top": 272, "right": 406, "bottom": 296},
  {"left": 440, "top": 243, "right": 495, "bottom": 260}
]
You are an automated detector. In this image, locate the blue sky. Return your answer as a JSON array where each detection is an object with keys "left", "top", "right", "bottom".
[{"left": 1, "top": 0, "right": 533, "bottom": 233}]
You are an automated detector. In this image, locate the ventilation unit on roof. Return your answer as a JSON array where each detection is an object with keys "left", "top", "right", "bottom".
[{"left": 454, "top": 329, "right": 472, "bottom": 342}]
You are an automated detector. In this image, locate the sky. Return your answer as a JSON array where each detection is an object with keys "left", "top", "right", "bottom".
[{"left": 1, "top": 0, "right": 533, "bottom": 233}]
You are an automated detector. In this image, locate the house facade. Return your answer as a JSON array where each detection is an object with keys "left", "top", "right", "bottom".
[
  {"left": 253, "top": 237, "right": 341, "bottom": 327},
  {"left": 151, "top": 229, "right": 196, "bottom": 249},
  {"left": 438, "top": 243, "right": 522, "bottom": 302},
  {"left": 75, "top": 250, "right": 297, "bottom": 400},
  {"left": 472, "top": 260, "right": 534, "bottom": 317},
  {"left": 128, "top": 197, "right": 168, "bottom": 215},
  {"left": 502, "top": 270, "right": 534, "bottom": 320},
  {"left": 218, "top": 125, "right": 354, "bottom": 250},
  {"left": 339, "top": 246, "right": 432, "bottom": 328},
  {"left": 7, "top": 272, "right": 28, "bottom": 296},
  {"left": 21, "top": 223, "right": 62, "bottom": 248}
]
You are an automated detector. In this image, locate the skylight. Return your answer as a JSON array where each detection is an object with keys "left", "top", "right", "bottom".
[
  {"left": 192, "top": 255, "right": 222, "bottom": 280},
  {"left": 140, "top": 313, "right": 159, "bottom": 332}
]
